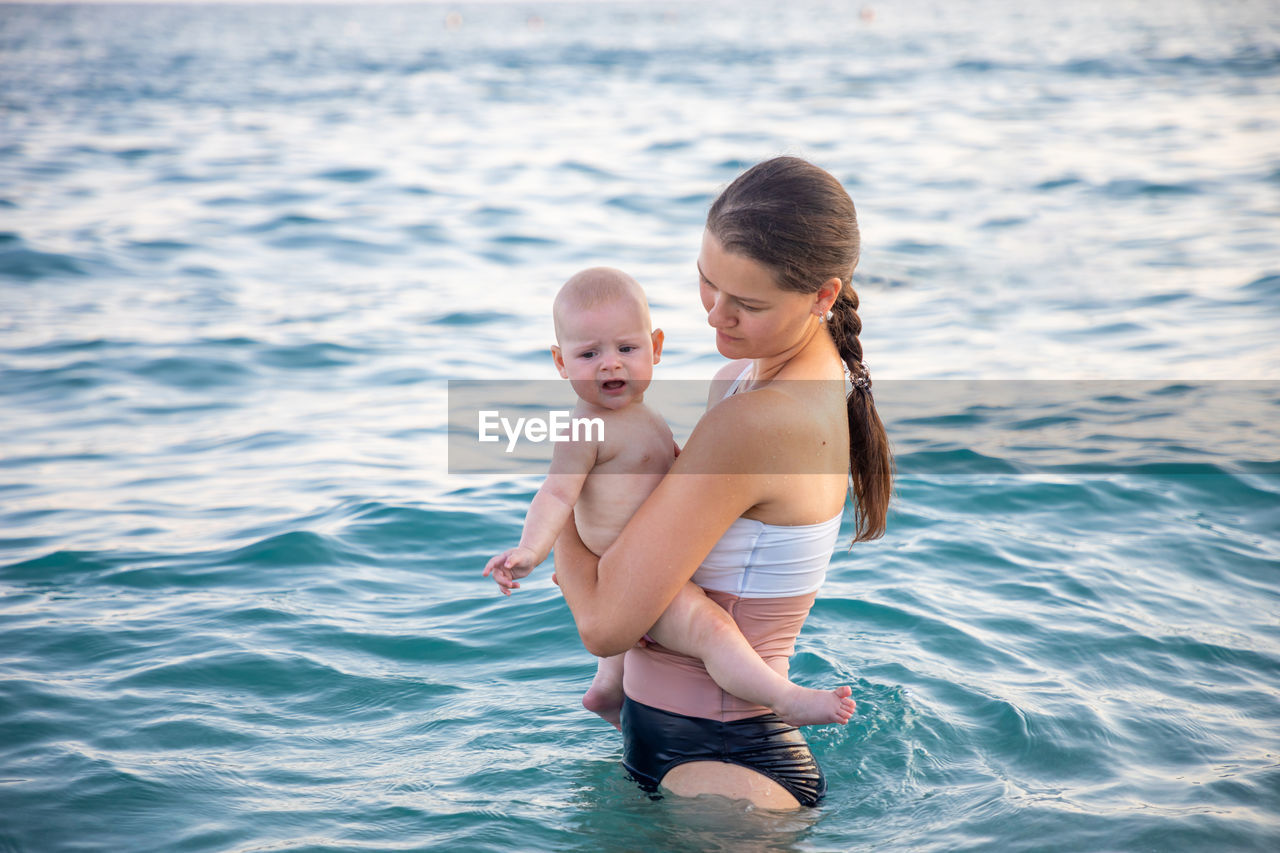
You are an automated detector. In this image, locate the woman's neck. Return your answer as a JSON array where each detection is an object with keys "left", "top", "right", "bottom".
[{"left": 749, "top": 320, "right": 837, "bottom": 386}]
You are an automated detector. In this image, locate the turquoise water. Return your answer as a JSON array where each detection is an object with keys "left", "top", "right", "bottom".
[{"left": 2, "top": 1, "right": 1279, "bottom": 850}]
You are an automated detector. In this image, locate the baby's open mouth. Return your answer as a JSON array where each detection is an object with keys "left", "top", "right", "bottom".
[{"left": 602, "top": 380, "right": 626, "bottom": 391}]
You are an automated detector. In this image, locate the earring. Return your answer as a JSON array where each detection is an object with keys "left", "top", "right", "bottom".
[{"left": 823, "top": 309, "right": 834, "bottom": 323}]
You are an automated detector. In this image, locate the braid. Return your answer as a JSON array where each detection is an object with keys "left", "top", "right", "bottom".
[
  {"left": 828, "top": 287, "right": 863, "bottom": 376},
  {"left": 828, "top": 284, "right": 890, "bottom": 542}
]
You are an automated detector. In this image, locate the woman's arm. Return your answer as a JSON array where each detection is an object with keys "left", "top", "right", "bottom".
[{"left": 554, "top": 397, "right": 771, "bottom": 657}]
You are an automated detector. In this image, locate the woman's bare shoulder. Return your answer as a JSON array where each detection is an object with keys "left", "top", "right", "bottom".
[
  {"left": 693, "top": 373, "right": 844, "bottom": 463},
  {"left": 684, "top": 385, "right": 805, "bottom": 465}
]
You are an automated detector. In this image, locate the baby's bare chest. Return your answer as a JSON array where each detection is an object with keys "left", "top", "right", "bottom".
[
  {"left": 590, "top": 407, "right": 674, "bottom": 476},
  {"left": 574, "top": 407, "right": 675, "bottom": 550}
]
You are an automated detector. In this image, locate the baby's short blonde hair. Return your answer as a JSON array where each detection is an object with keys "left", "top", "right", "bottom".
[{"left": 552, "top": 267, "right": 651, "bottom": 341}]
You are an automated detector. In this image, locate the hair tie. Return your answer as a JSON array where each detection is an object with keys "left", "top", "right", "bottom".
[{"left": 851, "top": 362, "right": 870, "bottom": 392}]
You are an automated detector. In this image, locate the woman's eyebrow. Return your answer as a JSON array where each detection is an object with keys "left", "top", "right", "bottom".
[
  {"left": 697, "top": 262, "right": 768, "bottom": 306},
  {"left": 696, "top": 261, "right": 714, "bottom": 287}
]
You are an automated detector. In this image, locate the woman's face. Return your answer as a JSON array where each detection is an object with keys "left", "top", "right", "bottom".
[{"left": 697, "top": 230, "right": 820, "bottom": 360}]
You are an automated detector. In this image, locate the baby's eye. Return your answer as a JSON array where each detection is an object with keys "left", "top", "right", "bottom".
[
  {"left": 578, "top": 350, "right": 597, "bottom": 359},
  {"left": 619, "top": 345, "right": 637, "bottom": 353}
]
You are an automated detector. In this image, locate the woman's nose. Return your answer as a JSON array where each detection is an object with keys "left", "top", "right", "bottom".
[{"left": 707, "top": 294, "right": 733, "bottom": 327}]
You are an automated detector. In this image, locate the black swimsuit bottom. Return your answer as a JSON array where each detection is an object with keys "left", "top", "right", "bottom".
[{"left": 620, "top": 696, "right": 826, "bottom": 808}]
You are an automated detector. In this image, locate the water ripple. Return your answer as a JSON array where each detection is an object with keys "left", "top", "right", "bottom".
[{"left": 2, "top": 1, "right": 1278, "bottom": 851}]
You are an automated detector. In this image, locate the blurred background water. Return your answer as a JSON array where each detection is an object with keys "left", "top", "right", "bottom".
[{"left": 1, "top": 1, "right": 1278, "bottom": 851}]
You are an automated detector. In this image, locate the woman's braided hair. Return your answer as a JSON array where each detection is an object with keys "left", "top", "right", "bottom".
[{"left": 706, "top": 156, "right": 892, "bottom": 541}]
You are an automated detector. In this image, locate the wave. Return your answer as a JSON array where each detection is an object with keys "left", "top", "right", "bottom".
[
  {"left": 1241, "top": 272, "right": 1280, "bottom": 297},
  {"left": 314, "top": 167, "right": 382, "bottom": 184},
  {"left": 0, "top": 247, "right": 89, "bottom": 281},
  {"left": 1099, "top": 179, "right": 1205, "bottom": 198}
]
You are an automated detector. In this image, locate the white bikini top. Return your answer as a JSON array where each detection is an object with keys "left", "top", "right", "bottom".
[
  {"left": 690, "top": 364, "right": 843, "bottom": 599},
  {"left": 691, "top": 513, "right": 842, "bottom": 598}
]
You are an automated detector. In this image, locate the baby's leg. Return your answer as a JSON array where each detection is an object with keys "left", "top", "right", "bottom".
[
  {"left": 582, "top": 652, "right": 625, "bottom": 730},
  {"left": 647, "top": 582, "right": 855, "bottom": 727}
]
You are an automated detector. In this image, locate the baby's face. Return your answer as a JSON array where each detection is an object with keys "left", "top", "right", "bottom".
[{"left": 552, "top": 298, "right": 663, "bottom": 411}]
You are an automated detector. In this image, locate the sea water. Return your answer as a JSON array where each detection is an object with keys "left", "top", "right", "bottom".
[{"left": 1, "top": 1, "right": 1278, "bottom": 850}]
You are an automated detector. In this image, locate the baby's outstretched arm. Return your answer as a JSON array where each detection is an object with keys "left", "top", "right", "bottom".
[{"left": 483, "top": 437, "right": 596, "bottom": 594}]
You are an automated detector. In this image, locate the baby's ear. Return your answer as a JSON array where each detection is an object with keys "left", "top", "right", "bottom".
[
  {"left": 550, "top": 344, "right": 568, "bottom": 378},
  {"left": 650, "top": 328, "right": 665, "bottom": 363}
]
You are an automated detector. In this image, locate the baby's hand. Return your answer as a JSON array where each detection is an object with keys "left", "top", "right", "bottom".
[{"left": 482, "top": 546, "right": 539, "bottom": 596}]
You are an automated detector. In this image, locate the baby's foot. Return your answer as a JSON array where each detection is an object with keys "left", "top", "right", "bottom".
[
  {"left": 774, "top": 684, "right": 856, "bottom": 727},
  {"left": 582, "top": 675, "right": 624, "bottom": 731}
]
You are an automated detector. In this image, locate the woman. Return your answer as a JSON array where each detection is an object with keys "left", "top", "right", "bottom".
[{"left": 554, "top": 156, "right": 892, "bottom": 809}]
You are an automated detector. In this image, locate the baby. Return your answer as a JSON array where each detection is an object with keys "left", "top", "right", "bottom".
[{"left": 484, "top": 267, "right": 854, "bottom": 730}]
